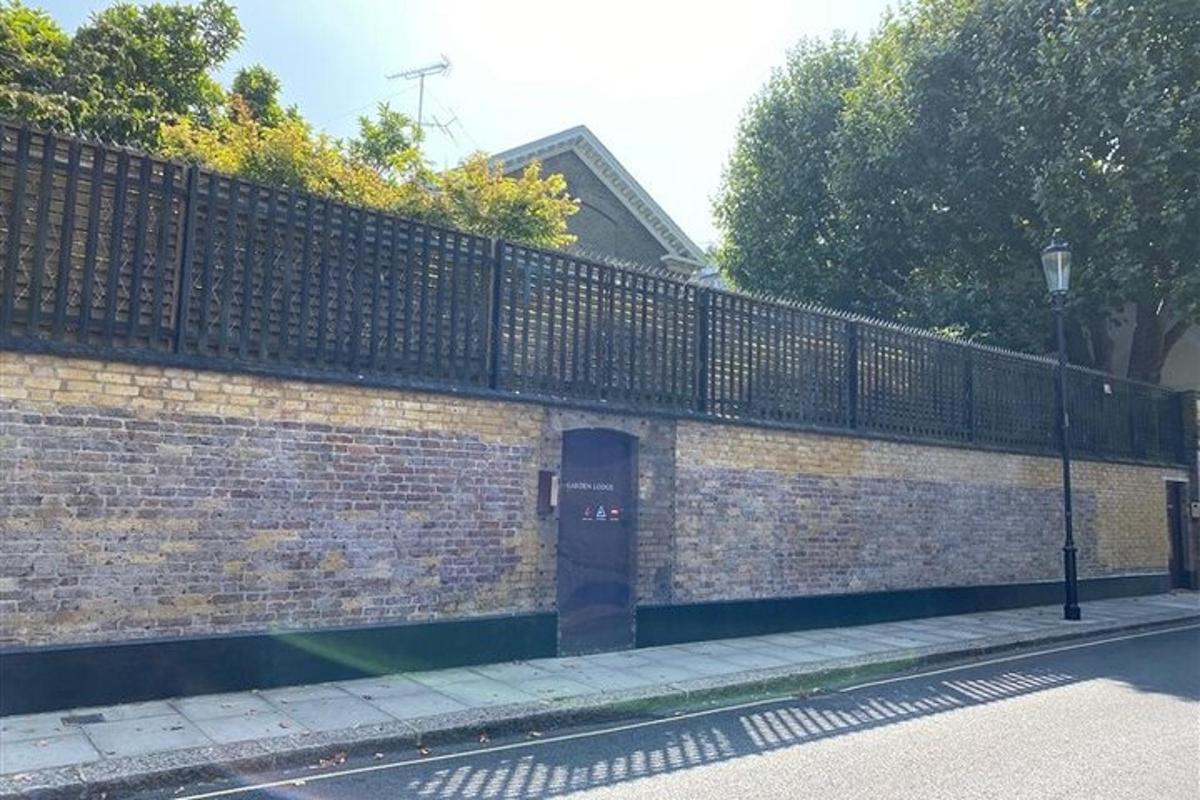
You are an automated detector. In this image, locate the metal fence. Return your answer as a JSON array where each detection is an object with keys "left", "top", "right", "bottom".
[{"left": 0, "top": 121, "right": 1188, "bottom": 464}]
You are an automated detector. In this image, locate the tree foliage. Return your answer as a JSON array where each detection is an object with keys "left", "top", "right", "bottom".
[
  {"left": 1, "top": 0, "right": 241, "bottom": 146},
  {"left": 0, "top": 0, "right": 577, "bottom": 248},
  {"left": 716, "top": 0, "right": 1200, "bottom": 382},
  {"left": 229, "top": 64, "right": 285, "bottom": 126},
  {"left": 160, "top": 99, "right": 578, "bottom": 248}
]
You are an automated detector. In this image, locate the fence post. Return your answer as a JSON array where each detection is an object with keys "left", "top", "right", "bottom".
[
  {"left": 173, "top": 165, "right": 201, "bottom": 354},
  {"left": 695, "top": 290, "right": 711, "bottom": 413},
  {"left": 846, "top": 321, "right": 859, "bottom": 428},
  {"left": 1176, "top": 390, "right": 1195, "bottom": 466},
  {"left": 964, "top": 347, "right": 975, "bottom": 442},
  {"left": 1, "top": 126, "right": 31, "bottom": 337},
  {"left": 1128, "top": 388, "right": 1142, "bottom": 459},
  {"left": 486, "top": 238, "right": 504, "bottom": 389}
]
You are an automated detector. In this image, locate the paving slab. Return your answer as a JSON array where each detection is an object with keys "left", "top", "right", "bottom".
[
  {"left": 717, "top": 650, "right": 794, "bottom": 671},
  {"left": 369, "top": 690, "right": 469, "bottom": 721},
  {"left": 404, "top": 666, "right": 492, "bottom": 688},
  {"left": 171, "top": 692, "right": 278, "bottom": 720},
  {"left": 339, "top": 674, "right": 434, "bottom": 700},
  {"left": 83, "top": 714, "right": 210, "bottom": 758},
  {"left": 466, "top": 661, "right": 557, "bottom": 684},
  {"left": 513, "top": 674, "right": 600, "bottom": 701},
  {"left": 0, "top": 732, "right": 100, "bottom": 773},
  {"left": 268, "top": 696, "right": 394, "bottom": 732},
  {"left": 189, "top": 710, "right": 306, "bottom": 744},
  {"left": 623, "top": 661, "right": 708, "bottom": 685},
  {"left": 430, "top": 677, "right": 539, "bottom": 707},
  {"left": 260, "top": 684, "right": 350, "bottom": 705},
  {"left": 63, "top": 700, "right": 178, "bottom": 725},
  {"left": 562, "top": 666, "right": 660, "bottom": 692},
  {"left": 0, "top": 712, "right": 75, "bottom": 743}
]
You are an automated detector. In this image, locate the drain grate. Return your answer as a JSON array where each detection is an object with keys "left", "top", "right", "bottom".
[{"left": 60, "top": 713, "right": 105, "bottom": 725}]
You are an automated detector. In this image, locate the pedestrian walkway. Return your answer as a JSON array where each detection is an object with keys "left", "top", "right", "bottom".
[{"left": 2, "top": 592, "right": 1197, "bottom": 797}]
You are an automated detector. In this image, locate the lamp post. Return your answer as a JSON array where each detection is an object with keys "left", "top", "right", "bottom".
[{"left": 1042, "top": 237, "right": 1081, "bottom": 621}]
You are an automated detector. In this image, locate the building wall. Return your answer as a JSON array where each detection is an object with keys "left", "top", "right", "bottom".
[
  {"left": 520, "top": 151, "right": 671, "bottom": 266},
  {"left": 0, "top": 350, "right": 1188, "bottom": 650}
]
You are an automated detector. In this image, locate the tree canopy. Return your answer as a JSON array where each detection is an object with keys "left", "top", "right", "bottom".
[
  {"left": 715, "top": 0, "right": 1199, "bottom": 382},
  {"left": 0, "top": 0, "right": 577, "bottom": 249}
]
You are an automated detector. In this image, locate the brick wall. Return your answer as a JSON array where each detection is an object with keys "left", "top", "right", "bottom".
[
  {"left": 0, "top": 350, "right": 1187, "bottom": 649},
  {"left": 671, "top": 422, "right": 1187, "bottom": 603},
  {"left": 0, "top": 352, "right": 546, "bottom": 647}
]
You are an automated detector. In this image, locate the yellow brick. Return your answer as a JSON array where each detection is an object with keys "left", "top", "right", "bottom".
[
  {"left": 102, "top": 383, "right": 140, "bottom": 397},
  {"left": 22, "top": 376, "right": 63, "bottom": 391},
  {"left": 64, "top": 380, "right": 104, "bottom": 394},
  {"left": 56, "top": 367, "right": 98, "bottom": 381}
]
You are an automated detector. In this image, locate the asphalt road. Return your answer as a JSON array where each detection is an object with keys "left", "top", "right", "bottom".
[{"left": 161, "top": 625, "right": 1200, "bottom": 800}]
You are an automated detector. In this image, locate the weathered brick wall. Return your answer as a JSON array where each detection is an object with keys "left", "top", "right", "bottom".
[
  {"left": 671, "top": 422, "right": 1187, "bottom": 603},
  {"left": 0, "top": 352, "right": 546, "bottom": 647},
  {"left": 1, "top": 351, "right": 1186, "bottom": 648}
]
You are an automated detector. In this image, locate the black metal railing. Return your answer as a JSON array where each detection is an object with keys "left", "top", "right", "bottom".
[{"left": 0, "top": 121, "right": 1188, "bottom": 464}]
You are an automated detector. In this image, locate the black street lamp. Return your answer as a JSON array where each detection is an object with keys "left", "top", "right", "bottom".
[{"left": 1042, "top": 237, "right": 1081, "bottom": 621}]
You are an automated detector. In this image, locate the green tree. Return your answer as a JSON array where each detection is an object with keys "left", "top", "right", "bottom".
[
  {"left": 714, "top": 36, "right": 863, "bottom": 312},
  {"left": 433, "top": 156, "right": 576, "bottom": 246},
  {"left": 229, "top": 64, "right": 283, "bottom": 126},
  {"left": 716, "top": 0, "right": 1200, "bottom": 382},
  {"left": 161, "top": 99, "right": 578, "bottom": 248},
  {"left": 0, "top": 1, "right": 72, "bottom": 128},
  {"left": 0, "top": 0, "right": 241, "bottom": 146},
  {"left": 348, "top": 102, "right": 423, "bottom": 178}
]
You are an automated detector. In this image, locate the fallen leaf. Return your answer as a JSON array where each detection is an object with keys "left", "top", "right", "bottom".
[{"left": 316, "top": 751, "right": 348, "bottom": 769}]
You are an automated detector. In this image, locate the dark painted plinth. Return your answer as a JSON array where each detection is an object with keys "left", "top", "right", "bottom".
[
  {"left": 0, "top": 613, "right": 556, "bottom": 716},
  {"left": 635, "top": 574, "right": 1170, "bottom": 647}
]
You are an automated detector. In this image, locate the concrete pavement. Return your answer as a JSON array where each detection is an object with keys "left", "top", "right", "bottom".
[{"left": 2, "top": 592, "right": 1197, "bottom": 798}]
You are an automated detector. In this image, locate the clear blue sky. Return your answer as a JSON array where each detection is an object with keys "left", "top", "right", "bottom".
[{"left": 41, "top": 0, "right": 894, "bottom": 248}]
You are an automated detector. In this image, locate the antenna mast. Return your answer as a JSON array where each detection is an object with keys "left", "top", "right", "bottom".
[{"left": 385, "top": 55, "right": 451, "bottom": 136}]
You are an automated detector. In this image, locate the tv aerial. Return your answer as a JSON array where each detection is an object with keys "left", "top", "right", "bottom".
[{"left": 385, "top": 55, "right": 451, "bottom": 135}]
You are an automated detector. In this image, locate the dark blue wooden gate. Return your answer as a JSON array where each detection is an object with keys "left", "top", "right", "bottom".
[{"left": 557, "top": 428, "right": 637, "bottom": 655}]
